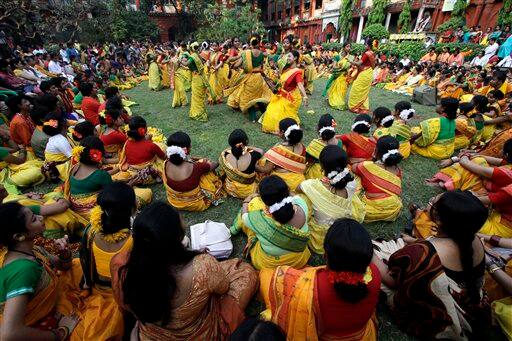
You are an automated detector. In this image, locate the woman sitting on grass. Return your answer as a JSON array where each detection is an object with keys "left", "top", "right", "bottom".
[
  {"left": 218, "top": 129, "right": 263, "bottom": 199},
  {"left": 97, "top": 108, "right": 127, "bottom": 164},
  {"left": 259, "top": 219, "right": 380, "bottom": 340},
  {"left": 299, "top": 145, "right": 365, "bottom": 254},
  {"left": 161, "top": 131, "right": 224, "bottom": 211},
  {"left": 305, "top": 114, "right": 343, "bottom": 180},
  {"left": 353, "top": 136, "right": 403, "bottom": 223},
  {"left": 257, "top": 118, "right": 307, "bottom": 191},
  {"left": 390, "top": 100, "right": 414, "bottom": 158},
  {"left": 410, "top": 97, "right": 457, "bottom": 160},
  {"left": 111, "top": 202, "right": 258, "bottom": 340},
  {"left": 231, "top": 175, "right": 310, "bottom": 270},
  {"left": 43, "top": 113, "right": 72, "bottom": 182},
  {"left": 340, "top": 114, "right": 376, "bottom": 165}
]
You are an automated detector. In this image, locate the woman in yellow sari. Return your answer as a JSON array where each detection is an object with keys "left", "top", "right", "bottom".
[
  {"left": 348, "top": 44, "right": 375, "bottom": 114},
  {"left": 305, "top": 114, "right": 343, "bottom": 179},
  {"left": 259, "top": 219, "right": 380, "bottom": 340},
  {"left": 0, "top": 138, "right": 44, "bottom": 190},
  {"left": 301, "top": 44, "right": 318, "bottom": 95},
  {"left": 147, "top": 54, "right": 161, "bottom": 91},
  {"left": 260, "top": 50, "right": 308, "bottom": 134},
  {"left": 388, "top": 101, "right": 415, "bottom": 158},
  {"left": 161, "top": 131, "right": 224, "bottom": 211},
  {"left": 411, "top": 97, "right": 458, "bottom": 160},
  {"left": 299, "top": 146, "right": 365, "bottom": 253},
  {"left": 77, "top": 182, "right": 136, "bottom": 340},
  {"left": 43, "top": 114, "right": 73, "bottom": 182},
  {"left": 219, "top": 129, "right": 263, "bottom": 199},
  {"left": 257, "top": 119, "right": 307, "bottom": 191},
  {"left": 206, "top": 42, "right": 225, "bottom": 104},
  {"left": 231, "top": 175, "right": 311, "bottom": 270},
  {"left": 157, "top": 51, "right": 171, "bottom": 89},
  {"left": 354, "top": 136, "right": 403, "bottom": 222},
  {"left": 185, "top": 43, "right": 214, "bottom": 122},
  {"left": 454, "top": 102, "right": 479, "bottom": 150},
  {"left": 0, "top": 202, "right": 82, "bottom": 340},
  {"left": 172, "top": 51, "right": 189, "bottom": 108},
  {"left": 323, "top": 47, "right": 351, "bottom": 110},
  {"left": 224, "top": 36, "right": 273, "bottom": 122}
]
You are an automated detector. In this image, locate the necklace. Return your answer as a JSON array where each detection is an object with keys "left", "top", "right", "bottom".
[{"left": 11, "top": 249, "right": 36, "bottom": 258}]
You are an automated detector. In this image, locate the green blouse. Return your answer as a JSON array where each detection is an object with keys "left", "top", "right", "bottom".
[
  {"left": 70, "top": 169, "right": 112, "bottom": 195},
  {"left": 0, "top": 258, "right": 42, "bottom": 303}
]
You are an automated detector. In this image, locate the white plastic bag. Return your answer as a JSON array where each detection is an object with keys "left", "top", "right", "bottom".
[{"left": 189, "top": 220, "right": 233, "bottom": 259}]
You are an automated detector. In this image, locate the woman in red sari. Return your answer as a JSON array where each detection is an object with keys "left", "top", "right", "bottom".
[
  {"left": 340, "top": 114, "right": 377, "bottom": 165},
  {"left": 348, "top": 43, "right": 375, "bottom": 114}
]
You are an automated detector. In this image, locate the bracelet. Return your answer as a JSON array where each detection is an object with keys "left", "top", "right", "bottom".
[
  {"left": 489, "top": 235, "right": 502, "bottom": 247},
  {"left": 488, "top": 264, "right": 501, "bottom": 274},
  {"left": 51, "top": 326, "right": 69, "bottom": 341},
  {"left": 451, "top": 156, "right": 459, "bottom": 163}
]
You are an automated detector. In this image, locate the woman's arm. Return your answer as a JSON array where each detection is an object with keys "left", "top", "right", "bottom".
[
  {"left": 39, "top": 198, "right": 70, "bottom": 216},
  {"left": 371, "top": 255, "right": 397, "bottom": 288},
  {"left": 3, "top": 149, "right": 27, "bottom": 165},
  {"left": 255, "top": 159, "right": 275, "bottom": 174},
  {"left": 473, "top": 154, "right": 503, "bottom": 166},
  {"left": 297, "top": 82, "right": 308, "bottom": 106},
  {"left": 459, "top": 155, "right": 494, "bottom": 179}
]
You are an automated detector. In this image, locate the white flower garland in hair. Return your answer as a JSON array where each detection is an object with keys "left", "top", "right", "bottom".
[
  {"left": 201, "top": 41, "right": 209, "bottom": 50},
  {"left": 399, "top": 108, "right": 415, "bottom": 121},
  {"left": 268, "top": 197, "right": 294, "bottom": 214},
  {"left": 166, "top": 145, "right": 187, "bottom": 160},
  {"left": 381, "top": 115, "right": 395, "bottom": 125},
  {"left": 318, "top": 126, "right": 336, "bottom": 136},
  {"left": 284, "top": 124, "right": 301, "bottom": 140},
  {"left": 351, "top": 121, "right": 371, "bottom": 131},
  {"left": 382, "top": 149, "right": 400, "bottom": 162},
  {"left": 327, "top": 168, "right": 350, "bottom": 185}
]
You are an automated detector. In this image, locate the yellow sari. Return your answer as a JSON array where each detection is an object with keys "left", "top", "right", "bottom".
[
  {"left": 264, "top": 144, "right": 307, "bottom": 191},
  {"left": 0, "top": 150, "right": 45, "bottom": 188},
  {"left": 44, "top": 152, "right": 70, "bottom": 182},
  {"left": 148, "top": 61, "right": 161, "bottom": 91},
  {"left": 207, "top": 52, "right": 223, "bottom": 103},
  {"left": 260, "top": 67, "right": 303, "bottom": 134},
  {"left": 160, "top": 160, "right": 224, "bottom": 212},
  {"left": 355, "top": 161, "right": 402, "bottom": 223},
  {"left": 172, "top": 61, "right": 189, "bottom": 108},
  {"left": 189, "top": 53, "right": 211, "bottom": 122},
  {"left": 454, "top": 116, "right": 477, "bottom": 150},
  {"left": 325, "top": 57, "right": 350, "bottom": 110},
  {"left": 302, "top": 54, "right": 317, "bottom": 95},
  {"left": 218, "top": 148, "right": 258, "bottom": 199},
  {"left": 411, "top": 117, "right": 456, "bottom": 160},
  {"left": 300, "top": 179, "right": 365, "bottom": 254},
  {"left": 259, "top": 266, "right": 377, "bottom": 341}
]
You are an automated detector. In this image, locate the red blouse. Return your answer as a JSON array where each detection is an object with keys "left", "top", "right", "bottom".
[
  {"left": 340, "top": 133, "right": 376, "bottom": 160},
  {"left": 489, "top": 184, "right": 512, "bottom": 220},
  {"left": 315, "top": 263, "right": 381, "bottom": 337},
  {"left": 282, "top": 70, "right": 304, "bottom": 92},
  {"left": 81, "top": 96, "right": 101, "bottom": 126},
  {"left": 166, "top": 161, "right": 211, "bottom": 192},
  {"left": 487, "top": 166, "right": 512, "bottom": 193},
  {"left": 124, "top": 139, "right": 165, "bottom": 165},
  {"left": 100, "top": 130, "right": 127, "bottom": 148}
]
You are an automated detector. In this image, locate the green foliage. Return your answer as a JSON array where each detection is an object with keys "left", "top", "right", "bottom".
[
  {"left": 397, "top": 0, "right": 412, "bottom": 33},
  {"left": 351, "top": 43, "right": 366, "bottom": 55},
  {"left": 437, "top": 17, "right": 466, "bottom": 33},
  {"left": 497, "top": 0, "right": 512, "bottom": 27},
  {"left": 338, "top": 0, "right": 353, "bottom": 38},
  {"left": 195, "top": 3, "right": 265, "bottom": 42},
  {"left": 362, "top": 24, "right": 390, "bottom": 41},
  {"left": 452, "top": 0, "right": 468, "bottom": 18},
  {"left": 367, "top": 0, "right": 388, "bottom": 25},
  {"left": 435, "top": 42, "right": 483, "bottom": 59},
  {"left": 378, "top": 41, "right": 425, "bottom": 61}
]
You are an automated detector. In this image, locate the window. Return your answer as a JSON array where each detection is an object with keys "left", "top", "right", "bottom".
[
  {"left": 294, "top": 0, "right": 300, "bottom": 13},
  {"left": 315, "top": 0, "right": 322, "bottom": 9},
  {"left": 304, "top": 0, "right": 311, "bottom": 11}
]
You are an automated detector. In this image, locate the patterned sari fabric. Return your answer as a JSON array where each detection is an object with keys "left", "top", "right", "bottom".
[
  {"left": 160, "top": 160, "right": 225, "bottom": 212},
  {"left": 300, "top": 179, "right": 365, "bottom": 254},
  {"left": 390, "top": 121, "right": 412, "bottom": 158},
  {"left": 454, "top": 117, "right": 477, "bottom": 150},
  {"left": 259, "top": 266, "right": 378, "bottom": 341},
  {"left": 264, "top": 144, "right": 307, "bottom": 191},
  {"left": 218, "top": 148, "right": 258, "bottom": 199},
  {"left": 172, "top": 65, "right": 189, "bottom": 108},
  {"left": 324, "top": 57, "right": 350, "bottom": 110},
  {"left": 354, "top": 161, "right": 402, "bottom": 223},
  {"left": 480, "top": 184, "right": 512, "bottom": 237},
  {"left": 305, "top": 139, "right": 327, "bottom": 180},
  {"left": 348, "top": 51, "right": 375, "bottom": 114},
  {"left": 260, "top": 68, "right": 304, "bottom": 134},
  {"left": 380, "top": 240, "right": 486, "bottom": 341},
  {"left": 111, "top": 252, "right": 258, "bottom": 341},
  {"left": 340, "top": 132, "right": 376, "bottom": 164},
  {"left": 478, "top": 128, "right": 512, "bottom": 158},
  {"left": 411, "top": 117, "right": 456, "bottom": 160}
]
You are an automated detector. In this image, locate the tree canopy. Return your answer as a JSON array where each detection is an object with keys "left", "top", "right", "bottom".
[{"left": 338, "top": 0, "right": 353, "bottom": 40}]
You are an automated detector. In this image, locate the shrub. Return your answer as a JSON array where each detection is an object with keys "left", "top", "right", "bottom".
[
  {"left": 398, "top": 0, "right": 412, "bottom": 33},
  {"left": 435, "top": 42, "right": 484, "bottom": 60},
  {"left": 362, "top": 24, "right": 390, "bottom": 42}
]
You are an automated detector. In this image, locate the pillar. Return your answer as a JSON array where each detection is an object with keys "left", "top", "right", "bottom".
[
  {"left": 135, "top": 0, "right": 140, "bottom": 10},
  {"left": 385, "top": 12, "right": 391, "bottom": 30},
  {"left": 356, "top": 15, "right": 364, "bottom": 43},
  {"left": 472, "top": 3, "right": 484, "bottom": 27},
  {"left": 291, "top": 0, "right": 295, "bottom": 18},
  {"left": 300, "top": 0, "right": 304, "bottom": 18},
  {"left": 414, "top": 6, "right": 425, "bottom": 31}
]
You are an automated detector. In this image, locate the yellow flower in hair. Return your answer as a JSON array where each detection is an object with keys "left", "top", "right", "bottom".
[
  {"left": 362, "top": 267, "right": 373, "bottom": 285},
  {"left": 71, "top": 145, "right": 85, "bottom": 161},
  {"left": 147, "top": 126, "right": 165, "bottom": 144},
  {"left": 89, "top": 205, "right": 130, "bottom": 243},
  {"left": 90, "top": 205, "right": 103, "bottom": 233}
]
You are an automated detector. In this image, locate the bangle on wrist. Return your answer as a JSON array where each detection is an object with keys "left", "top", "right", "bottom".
[
  {"left": 489, "top": 235, "right": 501, "bottom": 247},
  {"left": 451, "top": 156, "right": 459, "bottom": 163},
  {"left": 488, "top": 264, "right": 501, "bottom": 274},
  {"left": 52, "top": 326, "right": 69, "bottom": 341}
]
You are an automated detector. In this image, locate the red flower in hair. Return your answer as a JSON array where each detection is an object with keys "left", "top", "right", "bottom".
[
  {"left": 327, "top": 270, "right": 364, "bottom": 286},
  {"left": 137, "top": 127, "right": 147, "bottom": 137},
  {"left": 89, "top": 149, "right": 103, "bottom": 163},
  {"left": 105, "top": 114, "right": 113, "bottom": 125}
]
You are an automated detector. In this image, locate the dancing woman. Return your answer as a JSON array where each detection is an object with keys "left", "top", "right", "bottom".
[{"left": 348, "top": 43, "right": 375, "bottom": 114}]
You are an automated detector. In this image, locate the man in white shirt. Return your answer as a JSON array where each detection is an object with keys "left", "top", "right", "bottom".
[
  {"left": 470, "top": 51, "right": 487, "bottom": 67},
  {"left": 497, "top": 53, "right": 512, "bottom": 68},
  {"left": 48, "top": 53, "right": 74, "bottom": 81},
  {"left": 59, "top": 44, "right": 69, "bottom": 63},
  {"left": 400, "top": 56, "right": 411, "bottom": 67},
  {"left": 482, "top": 38, "right": 500, "bottom": 65}
]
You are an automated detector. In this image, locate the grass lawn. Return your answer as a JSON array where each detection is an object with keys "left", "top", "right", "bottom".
[{"left": 33, "top": 79, "right": 505, "bottom": 339}]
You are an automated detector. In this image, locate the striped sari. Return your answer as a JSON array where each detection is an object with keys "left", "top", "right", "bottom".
[
  {"left": 264, "top": 144, "right": 307, "bottom": 191},
  {"left": 218, "top": 148, "right": 258, "bottom": 199}
]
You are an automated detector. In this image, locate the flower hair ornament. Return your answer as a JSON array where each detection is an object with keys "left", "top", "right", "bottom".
[
  {"left": 71, "top": 145, "right": 85, "bottom": 161},
  {"left": 89, "top": 149, "right": 103, "bottom": 163},
  {"left": 399, "top": 108, "right": 415, "bottom": 121},
  {"left": 381, "top": 115, "right": 394, "bottom": 126},
  {"left": 382, "top": 149, "right": 400, "bottom": 162},
  {"left": 318, "top": 126, "right": 336, "bottom": 136},
  {"left": 327, "top": 169, "right": 350, "bottom": 185},
  {"left": 99, "top": 111, "right": 113, "bottom": 125},
  {"left": 351, "top": 120, "right": 371, "bottom": 131},
  {"left": 166, "top": 145, "right": 187, "bottom": 160},
  {"left": 268, "top": 196, "right": 294, "bottom": 214},
  {"left": 137, "top": 127, "right": 147, "bottom": 137},
  {"left": 90, "top": 206, "right": 130, "bottom": 244},
  {"left": 71, "top": 129, "right": 82, "bottom": 140},
  {"left": 331, "top": 119, "right": 337, "bottom": 128},
  {"left": 284, "top": 124, "right": 301, "bottom": 140},
  {"left": 235, "top": 142, "right": 248, "bottom": 155},
  {"left": 43, "top": 119, "right": 59, "bottom": 128},
  {"left": 327, "top": 267, "right": 373, "bottom": 286}
]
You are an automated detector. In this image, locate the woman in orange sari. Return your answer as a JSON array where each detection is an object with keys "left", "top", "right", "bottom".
[
  {"left": 0, "top": 202, "right": 80, "bottom": 341},
  {"left": 348, "top": 43, "right": 375, "bottom": 114},
  {"left": 340, "top": 114, "right": 377, "bottom": 165},
  {"left": 260, "top": 51, "right": 308, "bottom": 134},
  {"left": 354, "top": 136, "right": 403, "bottom": 222},
  {"left": 259, "top": 219, "right": 380, "bottom": 340},
  {"left": 111, "top": 202, "right": 258, "bottom": 340},
  {"left": 257, "top": 118, "right": 307, "bottom": 191}
]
